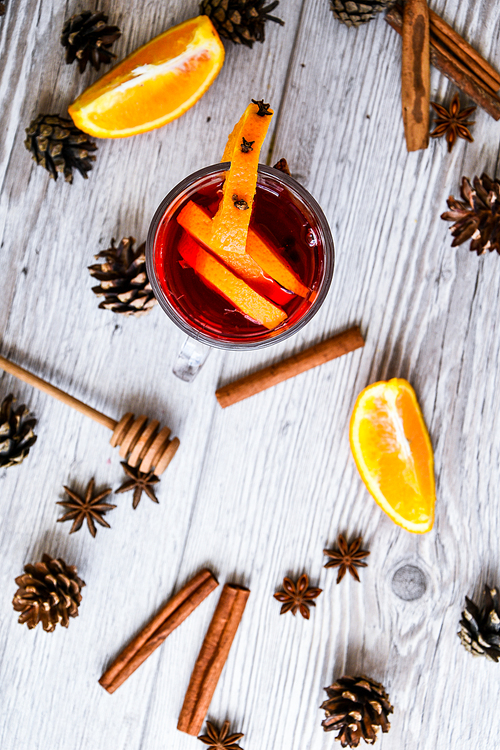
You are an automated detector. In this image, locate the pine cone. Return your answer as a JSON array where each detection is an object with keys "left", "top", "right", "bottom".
[
  {"left": 24, "top": 114, "right": 97, "bottom": 183},
  {"left": 61, "top": 11, "right": 121, "bottom": 74},
  {"left": 200, "top": 0, "right": 284, "bottom": 47},
  {"left": 13, "top": 553, "right": 85, "bottom": 632},
  {"left": 321, "top": 675, "right": 393, "bottom": 747},
  {"left": 88, "top": 237, "right": 157, "bottom": 317},
  {"left": 0, "top": 394, "right": 37, "bottom": 469},
  {"left": 329, "top": 0, "right": 395, "bottom": 27},
  {"left": 441, "top": 173, "right": 500, "bottom": 255},
  {"left": 459, "top": 585, "right": 500, "bottom": 661},
  {"left": 0, "top": 3, "right": 6, "bottom": 17}
]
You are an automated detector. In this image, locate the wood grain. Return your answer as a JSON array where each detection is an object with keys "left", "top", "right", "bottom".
[{"left": 1, "top": 1, "right": 500, "bottom": 749}]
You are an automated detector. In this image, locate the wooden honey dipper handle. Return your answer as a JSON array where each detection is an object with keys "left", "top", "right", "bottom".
[{"left": 0, "top": 354, "right": 117, "bottom": 431}]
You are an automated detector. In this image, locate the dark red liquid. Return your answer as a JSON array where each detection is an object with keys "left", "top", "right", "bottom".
[{"left": 154, "top": 172, "right": 325, "bottom": 344}]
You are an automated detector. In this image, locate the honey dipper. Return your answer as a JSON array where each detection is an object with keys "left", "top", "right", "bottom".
[{"left": 0, "top": 354, "right": 179, "bottom": 475}]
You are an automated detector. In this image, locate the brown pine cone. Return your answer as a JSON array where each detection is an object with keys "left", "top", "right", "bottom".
[
  {"left": 200, "top": 0, "right": 284, "bottom": 47},
  {"left": 0, "top": 394, "right": 37, "bottom": 469},
  {"left": 24, "top": 114, "right": 97, "bottom": 183},
  {"left": 88, "top": 237, "right": 157, "bottom": 317},
  {"left": 321, "top": 675, "right": 393, "bottom": 747},
  {"left": 441, "top": 173, "right": 500, "bottom": 255},
  {"left": 61, "top": 11, "right": 121, "bottom": 73},
  {"left": 13, "top": 553, "right": 85, "bottom": 632}
]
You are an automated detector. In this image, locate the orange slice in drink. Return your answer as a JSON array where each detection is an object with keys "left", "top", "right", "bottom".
[
  {"left": 350, "top": 378, "right": 436, "bottom": 533},
  {"left": 178, "top": 201, "right": 309, "bottom": 297},
  {"left": 211, "top": 100, "right": 273, "bottom": 254},
  {"left": 178, "top": 234, "right": 286, "bottom": 329},
  {"left": 177, "top": 201, "right": 295, "bottom": 305},
  {"left": 68, "top": 16, "right": 224, "bottom": 138}
]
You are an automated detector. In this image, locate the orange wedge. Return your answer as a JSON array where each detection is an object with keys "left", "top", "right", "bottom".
[
  {"left": 178, "top": 200, "right": 309, "bottom": 297},
  {"left": 349, "top": 378, "right": 436, "bottom": 533},
  {"left": 212, "top": 100, "right": 273, "bottom": 254},
  {"left": 178, "top": 234, "right": 286, "bottom": 330},
  {"left": 68, "top": 16, "right": 224, "bottom": 138}
]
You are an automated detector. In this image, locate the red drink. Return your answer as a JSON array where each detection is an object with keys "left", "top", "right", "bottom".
[{"left": 147, "top": 164, "right": 334, "bottom": 350}]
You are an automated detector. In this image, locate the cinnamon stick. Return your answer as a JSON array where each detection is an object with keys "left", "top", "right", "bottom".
[
  {"left": 402, "top": 0, "right": 430, "bottom": 151},
  {"left": 428, "top": 7, "right": 500, "bottom": 91},
  {"left": 215, "top": 326, "right": 364, "bottom": 408},
  {"left": 99, "top": 568, "right": 218, "bottom": 694},
  {"left": 177, "top": 583, "right": 250, "bottom": 736},
  {"left": 386, "top": 6, "right": 500, "bottom": 121}
]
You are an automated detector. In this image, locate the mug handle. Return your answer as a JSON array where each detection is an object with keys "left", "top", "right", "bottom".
[{"left": 173, "top": 336, "right": 212, "bottom": 382}]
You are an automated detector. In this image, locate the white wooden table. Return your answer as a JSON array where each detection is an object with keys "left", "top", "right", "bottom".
[{"left": 2, "top": 1, "right": 500, "bottom": 748}]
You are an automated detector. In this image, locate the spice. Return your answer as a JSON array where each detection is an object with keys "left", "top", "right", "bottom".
[
  {"left": 329, "top": 0, "right": 395, "bottom": 28},
  {"left": 251, "top": 98, "right": 272, "bottom": 116},
  {"left": 323, "top": 534, "right": 370, "bottom": 583},
  {"left": 198, "top": 721, "right": 244, "bottom": 750},
  {"left": 216, "top": 327, "right": 365, "bottom": 408},
  {"left": 178, "top": 583, "right": 250, "bottom": 736},
  {"left": 57, "top": 478, "right": 115, "bottom": 537},
  {"left": 99, "top": 569, "right": 218, "bottom": 693},
  {"left": 430, "top": 94, "right": 476, "bottom": 152},
  {"left": 232, "top": 195, "right": 250, "bottom": 210},
  {"left": 240, "top": 137, "right": 254, "bottom": 153},
  {"left": 386, "top": 6, "right": 500, "bottom": 121},
  {"left": 401, "top": 0, "right": 430, "bottom": 151},
  {"left": 273, "top": 574, "right": 322, "bottom": 619},
  {"left": 441, "top": 173, "right": 500, "bottom": 255},
  {"left": 116, "top": 462, "right": 159, "bottom": 509},
  {"left": 273, "top": 157, "right": 291, "bottom": 175}
]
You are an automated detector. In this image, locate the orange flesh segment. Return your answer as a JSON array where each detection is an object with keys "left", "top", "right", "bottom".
[
  {"left": 177, "top": 202, "right": 293, "bottom": 305},
  {"left": 178, "top": 200, "right": 309, "bottom": 298},
  {"left": 350, "top": 379, "right": 436, "bottom": 534},
  {"left": 68, "top": 16, "right": 224, "bottom": 138},
  {"left": 178, "top": 235, "right": 286, "bottom": 330},
  {"left": 211, "top": 102, "right": 273, "bottom": 254}
]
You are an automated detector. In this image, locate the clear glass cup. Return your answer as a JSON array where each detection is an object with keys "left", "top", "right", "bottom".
[{"left": 146, "top": 163, "right": 335, "bottom": 380}]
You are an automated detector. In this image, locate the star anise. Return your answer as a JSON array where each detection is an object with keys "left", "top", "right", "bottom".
[
  {"left": 57, "top": 478, "right": 115, "bottom": 537},
  {"left": 323, "top": 534, "right": 370, "bottom": 584},
  {"left": 430, "top": 94, "right": 476, "bottom": 153},
  {"left": 115, "top": 462, "right": 160, "bottom": 509},
  {"left": 198, "top": 721, "right": 244, "bottom": 750},
  {"left": 251, "top": 98, "right": 272, "bottom": 117},
  {"left": 274, "top": 573, "right": 322, "bottom": 619}
]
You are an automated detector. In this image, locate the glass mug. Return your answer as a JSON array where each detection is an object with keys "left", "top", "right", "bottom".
[{"left": 146, "top": 163, "right": 335, "bottom": 380}]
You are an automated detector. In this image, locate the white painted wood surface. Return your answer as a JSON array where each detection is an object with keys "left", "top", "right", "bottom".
[{"left": 1, "top": 1, "right": 500, "bottom": 748}]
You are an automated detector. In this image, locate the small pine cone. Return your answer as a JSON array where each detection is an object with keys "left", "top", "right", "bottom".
[
  {"left": 61, "top": 11, "right": 121, "bottom": 74},
  {"left": 24, "top": 114, "right": 97, "bottom": 183},
  {"left": 329, "top": 0, "right": 395, "bottom": 27},
  {"left": 441, "top": 173, "right": 500, "bottom": 255},
  {"left": 0, "top": 3, "right": 6, "bottom": 17},
  {"left": 459, "top": 585, "right": 500, "bottom": 661},
  {"left": 321, "top": 675, "right": 393, "bottom": 747},
  {"left": 13, "top": 553, "right": 85, "bottom": 632},
  {"left": 200, "top": 0, "right": 284, "bottom": 48},
  {"left": 88, "top": 237, "right": 157, "bottom": 317},
  {"left": 0, "top": 394, "right": 37, "bottom": 469}
]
